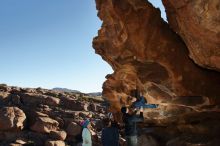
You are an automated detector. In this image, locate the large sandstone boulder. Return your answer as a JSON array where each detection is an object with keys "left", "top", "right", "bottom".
[
  {"left": 93, "top": 0, "right": 220, "bottom": 111},
  {"left": 0, "top": 107, "right": 26, "bottom": 131},
  {"left": 60, "top": 96, "right": 85, "bottom": 111},
  {"left": 20, "top": 93, "right": 60, "bottom": 106},
  {"left": 50, "top": 130, "right": 67, "bottom": 141},
  {"left": 162, "top": 0, "right": 220, "bottom": 71},
  {"left": 66, "top": 122, "right": 82, "bottom": 136},
  {"left": 30, "top": 116, "right": 59, "bottom": 133},
  {"left": 92, "top": 0, "right": 220, "bottom": 144}
]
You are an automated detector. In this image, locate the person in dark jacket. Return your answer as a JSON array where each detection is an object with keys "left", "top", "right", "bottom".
[
  {"left": 101, "top": 118, "right": 119, "bottom": 146},
  {"left": 121, "top": 106, "right": 144, "bottom": 146}
]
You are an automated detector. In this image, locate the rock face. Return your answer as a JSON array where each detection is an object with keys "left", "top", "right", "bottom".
[
  {"left": 93, "top": 0, "right": 220, "bottom": 145},
  {"left": 93, "top": 0, "right": 220, "bottom": 110},
  {"left": 162, "top": 0, "right": 220, "bottom": 71}
]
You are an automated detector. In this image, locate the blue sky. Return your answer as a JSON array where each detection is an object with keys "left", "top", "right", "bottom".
[{"left": 0, "top": 0, "right": 166, "bottom": 93}]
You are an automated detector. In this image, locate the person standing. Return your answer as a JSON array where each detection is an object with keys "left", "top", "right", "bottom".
[
  {"left": 101, "top": 118, "right": 119, "bottom": 146},
  {"left": 121, "top": 106, "right": 144, "bottom": 146},
  {"left": 82, "top": 119, "right": 92, "bottom": 146}
]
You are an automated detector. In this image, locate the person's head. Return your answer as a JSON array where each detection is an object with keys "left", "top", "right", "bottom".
[
  {"left": 82, "top": 120, "right": 91, "bottom": 129},
  {"left": 121, "top": 106, "right": 129, "bottom": 114},
  {"left": 103, "top": 118, "right": 111, "bottom": 127}
]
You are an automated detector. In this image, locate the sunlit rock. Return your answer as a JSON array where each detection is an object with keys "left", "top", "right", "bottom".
[{"left": 162, "top": 0, "right": 220, "bottom": 71}]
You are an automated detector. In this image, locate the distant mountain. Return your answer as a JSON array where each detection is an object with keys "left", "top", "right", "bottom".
[
  {"left": 52, "top": 88, "right": 102, "bottom": 96},
  {"left": 52, "top": 87, "right": 81, "bottom": 93},
  {"left": 87, "top": 92, "right": 102, "bottom": 96}
]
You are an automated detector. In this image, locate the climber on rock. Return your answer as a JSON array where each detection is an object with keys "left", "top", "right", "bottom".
[{"left": 128, "top": 89, "right": 158, "bottom": 110}]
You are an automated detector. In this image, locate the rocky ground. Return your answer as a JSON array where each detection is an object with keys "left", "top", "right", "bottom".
[
  {"left": 1, "top": 83, "right": 220, "bottom": 146},
  {"left": 0, "top": 84, "right": 108, "bottom": 146}
]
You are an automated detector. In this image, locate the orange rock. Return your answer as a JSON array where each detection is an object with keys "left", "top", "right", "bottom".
[
  {"left": 93, "top": 0, "right": 220, "bottom": 113},
  {"left": 30, "top": 116, "right": 59, "bottom": 133},
  {"left": 0, "top": 107, "right": 26, "bottom": 131},
  {"left": 162, "top": 0, "right": 220, "bottom": 71}
]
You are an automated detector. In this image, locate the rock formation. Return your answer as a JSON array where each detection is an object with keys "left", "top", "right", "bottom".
[
  {"left": 162, "top": 0, "right": 220, "bottom": 71},
  {"left": 0, "top": 107, "right": 26, "bottom": 131},
  {"left": 93, "top": 0, "right": 220, "bottom": 145},
  {"left": 0, "top": 84, "right": 106, "bottom": 146},
  {"left": 93, "top": 0, "right": 220, "bottom": 110}
]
